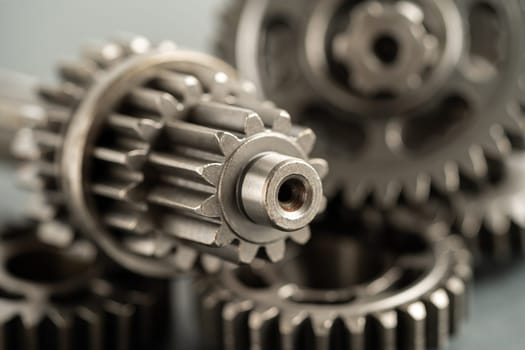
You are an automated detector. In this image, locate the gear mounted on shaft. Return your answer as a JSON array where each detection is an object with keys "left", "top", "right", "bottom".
[{"left": 14, "top": 34, "right": 328, "bottom": 277}]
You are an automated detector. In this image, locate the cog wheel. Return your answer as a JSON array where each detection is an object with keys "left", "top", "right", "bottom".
[
  {"left": 196, "top": 223, "right": 472, "bottom": 350},
  {"left": 454, "top": 153, "right": 525, "bottom": 262},
  {"left": 13, "top": 34, "right": 327, "bottom": 276},
  {"left": 217, "top": 0, "right": 525, "bottom": 206},
  {"left": 0, "top": 220, "right": 169, "bottom": 350}
]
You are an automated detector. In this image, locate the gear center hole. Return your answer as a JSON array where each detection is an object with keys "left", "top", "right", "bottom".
[
  {"left": 372, "top": 34, "right": 399, "bottom": 65},
  {"left": 7, "top": 250, "right": 92, "bottom": 284},
  {"left": 278, "top": 177, "right": 308, "bottom": 213}
]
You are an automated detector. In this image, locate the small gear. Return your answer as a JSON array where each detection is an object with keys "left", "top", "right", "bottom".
[
  {"left": 196, "top": 223, "right": 472, "bottom": 350},
  {"left": 13, "top": 34, "right": 327, "bottom": 276},
  {"left": 217, "top": 0, "right": 525, "bottom": 206},
  {"left": 0, "top": 220, "right": 169, "bottom": 349}
]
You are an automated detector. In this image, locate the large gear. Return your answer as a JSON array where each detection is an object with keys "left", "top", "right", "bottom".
[
  {"left": 217, "top": 0, "right": 525, "bottom": 206},
  {"left": 13, "top": 34, "right": 328, "bottom": 277},
  {"left": 0, "top": 220, "right": 169, "bottom": 350},
  {"left": 196, "top": 222, "right": 472, "bottom": 350}
]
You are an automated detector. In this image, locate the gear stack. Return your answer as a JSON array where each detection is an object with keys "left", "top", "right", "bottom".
[
  {"left": 197, "top": 223, "right": 472, "bottom": 350},
  {"left": 13, "top": 35, "right": 328, "bottom": 276},
  {"left": 218, "top": 0, "right": 525, "bottom": 207},
  {"left": 0, "top": 221, "right": 169, "bottom": 349}
]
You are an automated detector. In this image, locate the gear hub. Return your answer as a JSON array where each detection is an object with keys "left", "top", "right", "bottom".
[{"left": 332, "top": 1, "right": 438, "bottom": 95}]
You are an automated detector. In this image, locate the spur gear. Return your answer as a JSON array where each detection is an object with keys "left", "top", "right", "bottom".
[
  {"left": 0, "top": 220, "right": 169, "bottom": 350},
  {"left": 13, "top": 34, "right": 327, "bottom": 276},
  {"left": 217, "top": 0, "right": 525, "bottom": 206},
  {"left": 197, "top": 223, "right": 472, "bottom": 350}
]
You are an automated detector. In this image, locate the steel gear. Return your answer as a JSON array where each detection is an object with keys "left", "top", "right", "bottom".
[
  {"left": 197, "top": 223, "right": 472, "bottom": 350},
  {"left": 217, "top": 0, "right": 525, "bottom": 206},
  {"left": 13, "top": 34, "right": 328, "bottom": 276},
  {"left": 0, "top": 220, "right": 169, "bottom": 350}
]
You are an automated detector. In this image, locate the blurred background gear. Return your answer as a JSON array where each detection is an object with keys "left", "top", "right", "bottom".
[
  {"left": 197, "top": 219, "right": 471, "bottom": 350},
  {"left": 12, "top": 34, "right": 328, "bottom": 277},
  {"left": 218, "top": 0, "right": 525, "bottom": 206},
  {"left": 0, "top": 70, "right": 41, "bottom": 160},
  {"left": 0, "top": 220, "right": 169, "bottom": 349}
]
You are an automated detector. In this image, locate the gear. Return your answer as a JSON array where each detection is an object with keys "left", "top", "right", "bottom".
[
  {"left": 197, "top": 223, "right": 472, "bottom": 350},
  {"left": 217, "top": 0, "right": 525, "bottom": 206},
  {"left": 13, "top": 34, "right": 327, "bottom": 277},
  {"left": 0, "top": 220, "right": 169, "bottom": 350}
]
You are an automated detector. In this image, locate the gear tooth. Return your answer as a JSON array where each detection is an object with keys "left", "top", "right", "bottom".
[
  {"left": 104, "top": 210, "right": 153, "bottom": 235},
  {"left": 445, "top": 277, "right": 468, "bottom": 335},
  {"left": 148, "top": 187, "right": 221, "bottom": 219},
  {"left": 291, "top": 127, "right": 316, "bottom": 154},
  {"left": 367, "top": 311, "right": 397, "bottom": 350},
  {"left": 102, "top": 300, "right": 135, "bottom": 350},
  {"left": 82, "top": 41, "right": 124, "bottom": 67},
  {"left": 112, "top": 33, "right": 152, "bottom": 54},
  {"left": 199, "top": 163, "right": 223, "bottom": 186},
  {"left": 38, "top": 83, "right": 83, "bottom": 107},
  {"left": 161, "top": 214, "right": 220, "bottom": 245},
  {"left": 108, "top": 113, "right": 163, "bottom": 142},
  {"left": 216, "top": 225, "right": 237, "bottom": 246},
  {"left": 57, "top": 59, "right": 97, "bottom": 86},
  {"left": 93, "top": 147, "right": 149, "bottom": 171},
  {"left": 374, "top": 181, "right": 401, "bottom": 207},
  {"left": 278, "top": 311, "right": 310, "bottom": 350},
  {"left": 309, "top": 158, "right": 329, "bottom": 180},
  {"left": 75, "top": 306, "right": 104, "bottom": 350},
  {"left": 402, "top": 174, "right": 431, "bottom": 203},
  {"left": 398, "top": 302, "right": 427, "bottom": 350},
  {"left": 12, "top": 128, "right": 40, "bottom": 160},
  {"left": 172, "top": 244, "right": 200, "bottom": 271},
  {"left": 238, "top": 242, "right": 260, "bottom": 264},
  {"left": 458, "top": 145, "right": 488, "bottom": 180},
  {"left": 198, "top": 195, "right": 222, "bottom": 218},
  {"left": 311, "top": 317, "right": 336, "bottom": 350},
  {"left": 424, "top": 289, "right": 450, "bottom": 349},
  {"left": 290, "top": 227, "right": 311, "bottom": 245},
  {"left": 0, "top": 312, "right": 23, "bottom": 350},
  {"left": 222, "top": 299, "right": 254, "bottom": 350},
  {"left": 198, "top": 286, "right": 232, "bottom": 349},
  {"left": 432, "top": 162, "right": 460, "bottom": 194},
  {"left": 217, "top": 131, "right": 243, "bottom": 156},
  {"left": 272, "top": 110, "right": 293, "bottom": 134},
  {"left": 248, "top": 307, "right": 280, "bottom": 350},
  {"left": 344, "top": 182, "right": 369, "bottom": 208},
  {"left": 265, "top": 240, "right": 286, "bottom": 263},
  {"left": 485, "top": 125, "right": 512, "bottom": 158},
  {"left": 244, "top": 113, "right": 266, "bottom": 136},
  {"left": 342, "top": 316, "right": 366, "bottom": 350}
]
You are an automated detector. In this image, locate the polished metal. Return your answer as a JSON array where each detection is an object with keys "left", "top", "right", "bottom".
[
  {"left": 13, "top": 35, "right": 328, "bottom": 276},
  {"left": 0, "top": 220, "right": 169, "bottom": 349},
  {"left": 197, "top": 223, "right": 472, "bottom": 350},
  {"left": 218, "top": 0, "right": 525, "bottom": 206}
]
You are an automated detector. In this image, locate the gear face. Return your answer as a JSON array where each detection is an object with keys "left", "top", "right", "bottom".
[
  {"left": 14, "top": 34, "right": 327, "bottom": 276},
  {"left": 0, "top": 221, "right": 169, "bottom": 350},
  {"left": 197, "top": 224, "right": 472, "bottom": 350},
  {"left": 218, "top": 0, "right": 525, "bottom": 206}
]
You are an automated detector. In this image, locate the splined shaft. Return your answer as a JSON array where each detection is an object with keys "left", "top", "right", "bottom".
[{"left": 14, "top": 35, "right": 328, "bottom": 276}]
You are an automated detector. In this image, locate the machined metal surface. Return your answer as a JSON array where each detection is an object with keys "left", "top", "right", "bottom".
[
  {"left": 13, "top": 35, "right": 328, "bottom": 277},
  {"left": 0, "top": 220, "right": 169, "bottom": 350},
  {"left": 217, "top": 0, "right": 525, "bottom": 206},
  {"left": 196, "top": 221, "right": 472, "bottom": 350}
]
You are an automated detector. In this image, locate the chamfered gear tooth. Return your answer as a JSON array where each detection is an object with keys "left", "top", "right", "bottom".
[
  {"left": 197, "top": 221, "right": 472, "bottom": 350},
  {"left": 217, "top": 0, "right": 525, "bottom": 207},
  {"left": 0, "top": 221, "right": 169, "bottom": 350},
  {"left": 15, "top": 34, "right": 327, "bottom": 276}
]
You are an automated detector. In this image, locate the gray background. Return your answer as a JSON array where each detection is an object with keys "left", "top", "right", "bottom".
[{"left": 1, "top": 1, "right": 525, "bottom": 348}]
